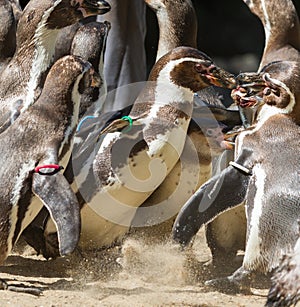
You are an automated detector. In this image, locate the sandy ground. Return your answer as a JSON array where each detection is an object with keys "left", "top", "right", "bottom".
[{"left": 0, "top": 229, "right": 269, "bottom": 307}]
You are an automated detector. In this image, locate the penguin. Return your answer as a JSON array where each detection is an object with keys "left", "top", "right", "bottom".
[
  {"left": 0, "top": 0, "right": 110, "bottom": 134},
  {"left": 204, "top": 0, "right": 300, "bottom": 268},
  {"left": 240, "top": 0, "right": 300, "bottom": 127},
  {"left": 172, "top": 59, "right": 300, "bottom": 291},
  {"left": 20, "top": 20, "right": 111, "bottom": 257},
  {"left": 126, "top": 0, "right": 240, "bottom": 243},
  {"left": 70, "top": 20, "right": 110, "bottom": 116},
  {"left": 143, "top": 0, "right": 245, "bottom": 261},
  {"left": 85, "top": 46, "right": 236, "bottom": 249},
  {"left": 243, "top": 0, "right": 300, "bottom": 71},
  {"left": 145, "top": 0, "right": 197, "bottom": 62},
  {"left": 0, "top": 0, "right": 17, "bottom": 71},
  {"left": 233, "top": 60, "right": 300, "bottom": 124},
  {"left": 0, "top": 55, "right": 100, "bottom": 291},
  {"left": 266, "top": 235, "right": 300, "bottom": 307},
  {"left": 76, "top": 47, "right": 235, "bottom": 247},
  {"left": 34, "top": 46, "right": 236, "bottom": 257}
]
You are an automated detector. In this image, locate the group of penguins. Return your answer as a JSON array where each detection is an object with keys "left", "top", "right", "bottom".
[{"left": 0, "top": 0, "right": 300, "bottom": 305}]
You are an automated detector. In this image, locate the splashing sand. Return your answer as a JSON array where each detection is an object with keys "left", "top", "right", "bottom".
[{"left": 3, "top": 229, "right": 268, "bottom": 306}]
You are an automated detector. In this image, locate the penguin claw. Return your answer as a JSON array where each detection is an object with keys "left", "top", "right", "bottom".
[
  {"left": 205, "top": 277, "right": 251, "bottom": 294},
  {"left": 204, "top": 268, "right": 252, "bottom": 294}
]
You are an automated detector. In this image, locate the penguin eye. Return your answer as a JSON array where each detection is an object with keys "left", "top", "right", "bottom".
[
  {"left": 194, "top": 63, "right": 207, "bottom": 74},
  {"left": 273, "top": 88, "right": 281, "bottom": 97},
  {"left": 263, "top": 87, "right": 272, "bottom": 96},
  {"left": 247, "top": 89, "right": 255, "bottom": 96},
  {"left": 208, "top": 65, "right": 217, "bottom": 73}
]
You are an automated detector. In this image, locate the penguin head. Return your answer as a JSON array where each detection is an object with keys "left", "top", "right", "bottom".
[
  {"left": 19, "top": 0, "right": 111, "bottom": 33},
  {"left": 148, "top": 46, "right": 236, "bottom": 93},
  {"left": 40, "top": 55, "right": 101, "bottom": 112},
  {"left": 233, "top": 61, "right": 300, "bottom": 115},
  {"left": 260, "top": 61, "right": 299, "bottom": 112}
]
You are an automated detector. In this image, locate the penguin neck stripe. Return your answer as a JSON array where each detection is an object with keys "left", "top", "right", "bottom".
[{"left": 34, "top": 164, "right": 64, "bottom": 176}]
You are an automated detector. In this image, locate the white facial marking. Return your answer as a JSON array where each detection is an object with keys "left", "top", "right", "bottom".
[
  {"left": 148, "top": 57, "right": 199, "bottom": 124},
  {"left": 262, "top": 73, "right": 296, "bottom": 114}
]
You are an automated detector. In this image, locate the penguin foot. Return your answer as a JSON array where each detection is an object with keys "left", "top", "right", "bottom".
[
  {"left": 22, "top": 226, "right": 60, "bottom": 260},
  {"left": 0, "top": 279, "right": 42, "bottom": 296},
  {"left": 42, "top": 233, "right": 60, "bottom": 260},
  {"left": 6, "top": 284, "right": 43, "bottom": 296},
  {"left": 204, "top": 266, "right": 252, "bottom": 294}
]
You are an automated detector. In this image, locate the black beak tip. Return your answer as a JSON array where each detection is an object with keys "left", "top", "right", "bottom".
[{"left": 99, "top": 0, "right": 111, "bottom": 13}]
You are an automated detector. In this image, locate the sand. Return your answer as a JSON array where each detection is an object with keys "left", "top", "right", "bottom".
[{"left": 0, "top": 229, "right": 269, "bottom": 307}]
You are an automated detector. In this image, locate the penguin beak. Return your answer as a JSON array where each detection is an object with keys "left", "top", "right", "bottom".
[
  {"left": 100, "top": 118, "right": 130, "bottom": 135},
  {"left": 202, "top": 65, "right": 236, "bottom": 89},
  {"left": 90, "top": 71, "right": 102, "bottom": 88},
  {"left": 79, "top": 0, "right": 111, "bottom": 17},
  {"left": 231, "top": 73, "right": 266, "bottom": 108}
]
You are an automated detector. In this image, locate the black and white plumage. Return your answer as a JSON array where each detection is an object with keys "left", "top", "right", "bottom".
[
  {"left": 32, "top": 46, "right": 236, "bottom": 257},
  {"left": 239, "top": 0, "right": 300, "bottom": 127},
  {"left": 0, "top": 55, "right": 98, "bottom": 281},
  {"left": 0, "top": 0, "right": 110, "bottom": 134},
  {"left": 173, "top": 59, "right": 300, "bottom": 291}
]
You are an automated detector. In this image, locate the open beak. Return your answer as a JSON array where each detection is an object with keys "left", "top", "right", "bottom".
[
  {"left": 232, "top": 73, "right": 266, "bottom": 108},
  {"left": 79, "top": 0, "right": 111, "bottom": 17},
  {"left": 231, "top": 86, "right": 263, "bottom": 108}
]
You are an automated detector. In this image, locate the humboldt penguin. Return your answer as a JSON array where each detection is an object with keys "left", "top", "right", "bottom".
[
  {"left": 0, "top": 0, "right": 110, "bottom": 134},
  {"left": 126, "top": 0, "right": 240, "bottom": 244},
  {"left": 70, "top": 20, "right": 110, "bottom": 116},
  {"left": 0, "top": 55, "right": 99, "bottom": 291},
  {"left": 145, "top": 0, "right": 197, "bottom": 62},
  {"left": 244, "top": 0, "right": 300, "bottom": 71},
  {"left": 172, "top": 59, "right": 300, "bottom": 291},
  {"left": 240, "top": 0, "right": 300, "bottom": 127},
  {"left": 203, "top": 0, "right": 300, "bottom": 268},
  {"left": 21, "top": 20, "right": 111, "bottom": 256},
  {"left": 142, "top": 0, "right": 244, "bottom": 260},
  {"left": 35, "top": 46, "right": 235, "bottom": 257},
  {"left": 84, "top": 47, "right": 236, "bottom": 249},
  {"left": 21, "top": 18, "right": 111, "bottom": 257}
]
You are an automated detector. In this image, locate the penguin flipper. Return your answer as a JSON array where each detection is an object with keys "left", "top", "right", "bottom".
[
  {"left": 32, "top": 172, "right": 81, "bottom": 256},
  {"left": 172, "top": 161, "right": 251, "bottom": 247}
]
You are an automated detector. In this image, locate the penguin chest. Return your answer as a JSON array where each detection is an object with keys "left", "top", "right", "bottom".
[
  {"left": 243, "top": 163, "right": 266, "bottom": 271},
  {"left": 243, "top": 163, "right": 300, "bottom": 272}
]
